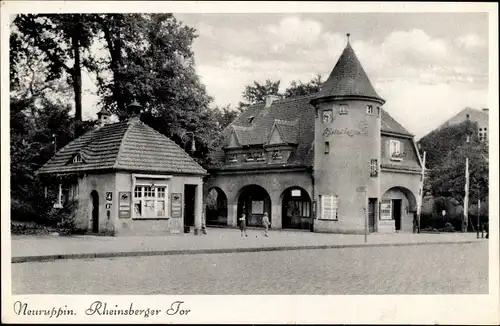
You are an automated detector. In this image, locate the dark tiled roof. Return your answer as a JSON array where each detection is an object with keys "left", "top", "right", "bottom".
[
  {"left": 38, "top": 118, "right": 206, "bottom": 175},
  {"left": 381, "top": 109, "right": 412, "bottom": 136},
  {"left": 211, "top": 96, "right": 414, "bottom": 169},
  {"left": 315, "top": 43, "right": 384, "bottom": 103}
]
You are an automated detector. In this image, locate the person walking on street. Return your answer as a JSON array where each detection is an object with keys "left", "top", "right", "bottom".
[
  {"left": 239, "top": 213, "right": 248, "bottom": 237},
  {"left": 262, "top": 212, "right": 270, "bottom": 237}
]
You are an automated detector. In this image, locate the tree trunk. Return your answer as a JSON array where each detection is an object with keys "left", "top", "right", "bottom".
[{"left": 72, "top": 29, "right": 83, "bottom": 123}]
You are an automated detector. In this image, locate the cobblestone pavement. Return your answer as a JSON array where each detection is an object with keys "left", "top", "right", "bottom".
[{"left": 12, "top": 242, "right": 488, "bottom": 294}]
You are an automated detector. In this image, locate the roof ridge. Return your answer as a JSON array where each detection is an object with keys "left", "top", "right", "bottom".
[
  {"left": 274, "top": 118, "right": 299, "bottom": 126},
  {"left": 134, "top": 121, "right": 206, "bottom": 173},
  {"left": 244, "top": 94, "right": 318, "bottom": 110},
  {"left": 112, "top": 121, "right": 134, "bottom": 169}
]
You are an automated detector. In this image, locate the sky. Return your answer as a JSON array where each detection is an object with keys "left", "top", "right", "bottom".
[{"left": 80, "top": 12, "right": 489, "bottom": 139}]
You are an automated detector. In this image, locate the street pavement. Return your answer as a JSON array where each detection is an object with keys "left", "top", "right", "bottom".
[
  {"left": 12, "top": 241, "right": 488, "bottom": 294},
  {"left": 11, "top": 227, "right": 485, "bottom": 263}
]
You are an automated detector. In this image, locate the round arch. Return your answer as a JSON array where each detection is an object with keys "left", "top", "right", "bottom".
[
  {"left": 280, "top": 186, "right": 312, "bottom": 230},
  {"left": 205, "top": 187, "right": 228, "bottom": 226},
  {"left": 381, "top": 186, "right": 417, "bottom": 232},
  {"left": 237, "top": 184, "right": 272, "bottom": 227}
]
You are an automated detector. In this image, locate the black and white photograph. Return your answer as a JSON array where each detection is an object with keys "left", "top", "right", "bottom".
[{"left": 1, "top": 1, "right": 498, "bottom": 324}]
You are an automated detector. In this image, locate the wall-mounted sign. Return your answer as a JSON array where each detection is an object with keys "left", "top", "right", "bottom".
[
  {"left": 251, "top": 200, "right": 264, "bottom": 214},
  {"left": 106, "top": 192, "right": 113, "bottom": 202},
  {"left": 118, "top": 191, "right": 131, "bottom": 219},
  {"left": 356, "top": 186, "right": 367, "bottom": 193},
  {"left": 322, "top": 110, "right": 333, "bottom": 124},
  {"left": 391, "top": 152, "right": 407, "bottom": 159},
  {"left": 171, "top": 193, "right": 182, "bottom": 218},
  {"left": 323, "top": 122, "right": 369, "bottom": 138}
]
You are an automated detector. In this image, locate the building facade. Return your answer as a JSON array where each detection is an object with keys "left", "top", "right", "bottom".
[
  {"left": 433, "top": 107, "right": 489, "bottom": 142},
  {"left": 38, "top": 105, "right": 207, "bottom": 236},
  {"left": 206, "top": 41, "right": 423, "bottom": 234}
]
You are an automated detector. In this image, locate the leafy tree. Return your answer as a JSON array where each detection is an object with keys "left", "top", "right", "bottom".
[
  {"left": 241, "top": 79, "right": 281, "bottom": 105},
  {"left": 284, "top": 74, "right": 323, "bottom": 98},
  {"left": 12, "top": 14, "right": 98, "bottom": 123},
  {"left": 428, "top": 133, "right": 488, "bottom": 206}
]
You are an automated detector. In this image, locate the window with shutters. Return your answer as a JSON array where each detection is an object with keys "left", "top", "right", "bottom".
[
  {"left": 389, "top": 139, "right": 404, "bottom": 161},
  {"left": 380, "top": 200, "right": 393, "bottom": 220},
  {"left": 370, "top": 159, "right": 378, "bottom": 177},
  {"left": 321, "top": 195, "right": 338, "bottom": 220}
]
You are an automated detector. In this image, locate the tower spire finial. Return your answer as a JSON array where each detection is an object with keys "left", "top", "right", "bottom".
[{"left": 346, "top": 33, "right": 351, "bottom": 44}]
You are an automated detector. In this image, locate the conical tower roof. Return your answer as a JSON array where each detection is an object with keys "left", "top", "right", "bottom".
[{"left": 313, "top": 40, "right": 385, "bottom": 104}]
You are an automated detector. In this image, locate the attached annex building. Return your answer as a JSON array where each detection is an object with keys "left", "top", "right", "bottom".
[
  {"left": 206, "top": 40, "right": 424, "bottom": 233},
  {"left": 38, "top": 104, "right": 207, "bottom": 236}
]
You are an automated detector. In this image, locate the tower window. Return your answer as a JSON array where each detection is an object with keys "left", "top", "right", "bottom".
[
  {"left": 339, "top": 104, "right": 348, "bottom": 115},
  {"left": 366, "top": 105, "right": 373, "bottom": 115},
  {"left": 377, "top": 106, "right": 381, "bottom": 116},
  {"left": 370, "top": 159, "right": 378, "bottom": 177},
  {"left": 324, "top": 141, "right": 330, "bottom": 154}
]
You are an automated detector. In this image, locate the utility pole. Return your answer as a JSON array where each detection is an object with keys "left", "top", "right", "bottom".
[
  {"left": 477, "top": 187, "right": 481, "bottom": 238},
  {"left": 416, "top": 151, "right": 426, "bottom": 233},
  {"left": 463, "top": 157, "right": 469, "bottom": 232}
]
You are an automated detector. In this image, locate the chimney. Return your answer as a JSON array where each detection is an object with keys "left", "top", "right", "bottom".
[
  {"left": 264, "top": 94, "right": 281, "bottom": 108},
  {"left": 96, "top": 108, "right": 111, "bottom": 127},
  {"left": 127, "top": 100, "right": 143, "bottom": 122},
  {"left": 482, "top": 108, "right": 489, "bottom": 113}
]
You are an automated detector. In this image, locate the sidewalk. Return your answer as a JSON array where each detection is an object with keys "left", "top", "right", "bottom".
[{"left": 11, "top": 228, "right": 485, "bottom": 263}]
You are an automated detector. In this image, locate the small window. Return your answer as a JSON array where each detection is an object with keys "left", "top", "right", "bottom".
[
  {"left": 484, "top": 127, "right": 487, "bottom": 131},
  {"left": 325, "top": 141, "right": 330, "bottom": 154},
  {"left": 389, "top": 140, "right": 402, "bottom": 161},
  {"left": 339, "top": 104, "right": 348, "bottom": 115},
  {"left": 245, "top": 153, "right": 254, "bottom": 162},
  {"left": 291, "top": 189, "right": 301, "bottom": 197},
  {"left": 370, "top": 159, "right": 378, "bottom": 177},
  {"left": 247, "top": 116, "right": 255, "bottom": 124},
  {"left": 228, "top": 154, "right": 238, "bottom": 163},
  {"left": 321, "top": 195, "right": 338, "bottom": 220},
  {"left": 377, "top": 106, "right": 381, "bottom": 116},
  {"left": 72, "top": 154, "right": 83, "bottom": 163},
  {"left": 255, "top": 152, "right": 266, "bottom": 162},
  {"left": 272, "top": 150, "right": 282, "bottom": 160},
  {"left": 366, "top": 105, "right": 373, "bottom": 115},
  {"left": 466, "top": 114, "right": 470, "bottom": 120}
]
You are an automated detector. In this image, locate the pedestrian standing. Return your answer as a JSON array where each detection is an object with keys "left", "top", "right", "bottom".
[
  {"left": 239, "top": 213, "right": 248, "bottom": 237},
  {"left": 262, "top": 212, "right": 270, "bottom": 237}
]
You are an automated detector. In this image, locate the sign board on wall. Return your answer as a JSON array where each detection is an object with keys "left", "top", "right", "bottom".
[
  {"left": 171, "top": 193, "right": 182, "bottom": 218},
  {"left": 118, "top": 192, "right": 131, "bottom": 219}
]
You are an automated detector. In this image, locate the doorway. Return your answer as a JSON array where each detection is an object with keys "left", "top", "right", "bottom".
[
  {"left": 91, "top": 190, "right": 99, "bottom": 233},
  {"left": 184, "top": 185, "right": 196, "bottom": 228},
  {"left": 368, "top": 198, "right": 377, "bottom": 232},
  {"left": 282, "top": 187, "right": 311, "bottom": 229},
  {"left": 393, "top": 199, "right": 402, "bottom": 231}
]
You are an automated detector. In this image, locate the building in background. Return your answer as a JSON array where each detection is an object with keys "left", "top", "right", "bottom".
[
  {"left": 428, "top": 107, "right": 489, "bottom": 142},
  {"left": 38, "top": 103, "right": 207, "bottom": 236},
  {"left": 206, "top": 38, "right": 423, "bottom": 234}
]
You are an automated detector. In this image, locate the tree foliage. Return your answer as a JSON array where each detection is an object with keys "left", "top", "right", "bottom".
[
  {"left": 421, "top": 121, "right": 489, "bottom": 206},
  {"left": 241, "top": 79, "right": 281, "bottom": 105},
  {"left": 283, "top": 74, "right": 323, "bottom": 98}
]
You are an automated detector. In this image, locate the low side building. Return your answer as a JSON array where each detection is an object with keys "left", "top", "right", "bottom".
[
  {"left": 37, "top": 104, "right": 207, "bottom": 236},
  {"left": 206, "top": 40, "right": 423, "bottom": 234}
]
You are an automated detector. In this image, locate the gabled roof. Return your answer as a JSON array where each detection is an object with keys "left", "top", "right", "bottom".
[
  {"left": 314, "top": 43, "right": 384, "bottom": 103},
  {"left": 210, "top": 94, "right": 414, "bottom": 170},
  {"left": 380, "top": 109, "right": 412, "bottom": 136},
  {"left": 38, "top": 118, "right": 206, "bottom": 175}
]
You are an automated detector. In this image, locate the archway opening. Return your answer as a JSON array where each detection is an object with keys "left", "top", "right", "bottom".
[
  {"left": 90, "top": 190, "right": 99, "bottom": 233},
  {"left": 237, "top": 185, "right": 271, "bottom": 227},
  {"left": 206, "top": 187, "right": 228, "bottom": 226},
  {"left": 281, "top": 186, "right": 312, "bottom": 229},
  {"left": 381, "top": 187, "right": 417, "bottom": 232}
]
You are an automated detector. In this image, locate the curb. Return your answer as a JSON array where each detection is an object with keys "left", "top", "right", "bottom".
[{"left": 11, "top": 240, "right": 483, "bottom": 263}]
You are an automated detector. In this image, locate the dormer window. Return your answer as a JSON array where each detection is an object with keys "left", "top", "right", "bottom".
[
  {"left": 247, "top": 116, "right": 255, "bottom": 124},
  {"left": 272, "top": 150, "right": 282, "bottom": 160},
  {"left": 255, "top": 152, "right": 266, "bottom": 162},
  {"left": 244, "top": 153, "right": 254, "bottom": 162},
  {"left": 72, "top": 154, "right": 83, "bottom": 163},
  {"left": 228, "top": 154, "right": 238, "bottom": 163}
]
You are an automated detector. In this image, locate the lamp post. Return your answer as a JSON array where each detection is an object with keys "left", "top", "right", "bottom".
[{"left": 183, "top": 131, "right": 196, "bottom": 155}]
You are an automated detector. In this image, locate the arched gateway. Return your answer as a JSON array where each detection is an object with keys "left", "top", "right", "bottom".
[
  {"left": 206, "top": 187, "right": 228, "bottom": 226},
  {"left": 237, "top": 184, "right": 271, "bottom": 227},
  {"left": 380, "top": 186, "right": 417, "bottom": 232},
  {"left": 281, "top": 186, "right": 312, "bottom": 229}
]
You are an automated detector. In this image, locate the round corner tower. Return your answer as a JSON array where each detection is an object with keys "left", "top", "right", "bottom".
[{"left": 311, "top": 36, "right": 385, "bottom": 233}]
